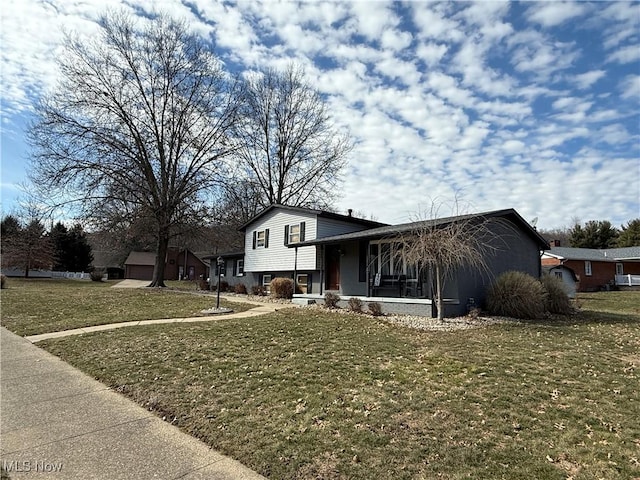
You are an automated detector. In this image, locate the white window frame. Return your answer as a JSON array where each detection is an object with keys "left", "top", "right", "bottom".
[
  {"left": 615, "top": 263, "right": 623, "bottom": 275},
  {"left": 256, "top": 230, "right": 266, "bottom": 248},
  {"left": 262, "top": 274, "right": 272, "bottom": 289},
  {"left": 584, "top": 261, "right": 592, "bottom": 276},
  {"left": 235, "top": 259, "right": 244, "bottom": 277},
  {"left": 288, "top": 223, "right": 301, "bottom": 244},
  {"left": 296, "top": 273, "right": 309, "bottom": 293}
]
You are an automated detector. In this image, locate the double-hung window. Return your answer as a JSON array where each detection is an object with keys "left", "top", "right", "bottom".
[
  {"left": 284, "top": 222, "right": 306, "bottom": 245},
  {"left": 584, "top": 261, "right": 592, "bottom": 276},
  {"left": 253, "top": 229, "right": 269, "bottom": 249}
]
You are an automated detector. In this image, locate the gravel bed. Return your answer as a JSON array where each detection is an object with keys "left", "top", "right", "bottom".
[
  {"left": 303, "top": 304, "right": 519, "bottom": 331},
  {"left": 383, "top": 313, "right": 518, "bottom": 331}
]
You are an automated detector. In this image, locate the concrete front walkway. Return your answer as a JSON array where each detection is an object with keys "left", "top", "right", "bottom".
[
  {"left": 1, "top": 327, "right": 266, "bottom": 479},
  {"left": 25, "top": 301, "right": 284, "bottom": 343}
]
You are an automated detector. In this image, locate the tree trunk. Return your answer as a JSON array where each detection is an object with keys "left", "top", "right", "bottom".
[
  {"left": 149, "top": 232, "right": 169, "bottom": 287},
  {"left": 435, "top": 263, "right": 444, "bottom": 321}
]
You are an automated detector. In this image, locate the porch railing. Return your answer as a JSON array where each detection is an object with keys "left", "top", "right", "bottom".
[{"left": 615, "top": 274, "right": 640, "bottom": 286}]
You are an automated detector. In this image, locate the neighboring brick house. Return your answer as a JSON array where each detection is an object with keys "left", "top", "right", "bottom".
[
  {"left": 124, "top": 248, "right": 207, "bottom": 281},
  {"left": 541, "top": 245, "right": 640, "bottom": 292}
]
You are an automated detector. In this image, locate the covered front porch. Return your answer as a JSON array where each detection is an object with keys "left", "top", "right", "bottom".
[{"left": 290, "top": 238, "right": 464, "bottom": 317}]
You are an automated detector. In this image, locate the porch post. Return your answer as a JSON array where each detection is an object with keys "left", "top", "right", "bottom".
[
  {"left": 320, "top": 244, "right": 325, "bottom": 295},
  {"left": 366, "top": 241, "right": 371, "bottom": 297},
  {"left": 293, "top": 247, "right": 298, "bottom": 293}
]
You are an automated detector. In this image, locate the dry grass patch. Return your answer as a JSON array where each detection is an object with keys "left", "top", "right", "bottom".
[
  {"left": 0, "top": 278, "right": 254, "bottom": 336},
  {"left": 39, "top": 300, "right": 640, "bottom": 480}
]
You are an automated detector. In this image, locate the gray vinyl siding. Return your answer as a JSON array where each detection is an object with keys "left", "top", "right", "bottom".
[
  {"left": 244, "top": 210, "right": 318, "bottom": 272},
  {"left": 453, "top": 218, "right": 542, "bottom": 315},
  {"left": 336, "top": 241, "right": 368, "bottom": 296},
  {"left": 317, "top": 217, "right": 372, "bottom": 238}
]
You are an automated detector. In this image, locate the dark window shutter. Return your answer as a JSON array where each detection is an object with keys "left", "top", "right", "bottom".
[
  {"left": 284, "top": 225, "right": 289, "bottom": 246},
  {"left": 307, "top": 273, "right": 312, "bottom": 293},
  {"left": 252, "top": 231, "right": 256, "bottom": 249},
  {"left": 265, "top": 229, "right": 270, "bottom": 248},
  {"left": 300, "top": 222, "right": 306, "bottom": 242}
]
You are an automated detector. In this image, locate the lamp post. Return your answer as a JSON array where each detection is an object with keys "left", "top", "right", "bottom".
[{"left": 216, "top": 256, "right": 223, "bottom": 309}]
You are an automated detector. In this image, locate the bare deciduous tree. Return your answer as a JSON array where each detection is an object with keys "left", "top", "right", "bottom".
[
  {"left": 28, "top": 11, "right": 241, "bottom": 286},
  {"left": 232, "top": 65, "right": 351, "bottom": 210},
  {"left": 1, "top": 215, "right": 53, "bottom": 278},
  {"left": 394, "top": 202, "right": 502, "bottom": 320}
]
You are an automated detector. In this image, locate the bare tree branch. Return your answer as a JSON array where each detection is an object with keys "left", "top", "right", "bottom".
[
  {"left": 231, "top": 64, "right": 351, "bottom": 210},
  {"left": 27, "top": 11, "right": 242, "bottom": 286}
]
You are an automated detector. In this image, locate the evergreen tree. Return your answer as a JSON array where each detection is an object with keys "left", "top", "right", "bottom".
[
  {"left": 569, "top": 220, "right": 619, "bottom": 249},
  {"left": 617, "top": 219, "right": 640, "bottom": 247},
  {"left": 51, "top": 222, "right": 93, "bottom": 272}
]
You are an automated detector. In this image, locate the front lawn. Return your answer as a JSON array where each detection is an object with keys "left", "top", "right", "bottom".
[
  {"left": 0, "top": 278, "right": 254, "bottom": 336},
  {"left": 37, "top": 291, "right": 640, "bottom": 479}
]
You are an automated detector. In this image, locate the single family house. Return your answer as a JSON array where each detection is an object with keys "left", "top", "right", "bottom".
[{"left": 232, "top": 204, "right": 548, "bottom": 317}]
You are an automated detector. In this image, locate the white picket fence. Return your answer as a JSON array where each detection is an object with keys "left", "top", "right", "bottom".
[
  {"left": 51, "top": 271, "right": 92, "bottom": 280},
  {"left": 615, "top": 274, "right": 640, "bottom": 286}
]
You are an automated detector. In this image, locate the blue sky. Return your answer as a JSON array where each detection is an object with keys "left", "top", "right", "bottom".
[{"left": 1, "top": 0, "right": 639, "bottom": 229}]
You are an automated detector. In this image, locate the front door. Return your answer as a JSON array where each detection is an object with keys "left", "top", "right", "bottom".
[{"left": 326, "top": 246, "right": 340, "bottom": 291}]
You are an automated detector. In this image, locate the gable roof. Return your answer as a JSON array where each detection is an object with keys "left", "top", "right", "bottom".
[
  {"left": 239, "top": 204, "right": 387, "bottom": 231},
  {"left": 544, "top": 246, "right": 640, "bottom": 262},
  {"left": 124, "top": 251, "right": 156, "bottom": 266},
  {"left": 289, "top": 208, "right": 549, "bottom": 250}
]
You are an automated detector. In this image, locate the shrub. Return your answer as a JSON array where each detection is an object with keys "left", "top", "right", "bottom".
[
  {"left": 324, "top": 292, "right": 341, "bottom": 309},
  {"left": 541, "top": 274, "right": 572, "bottom": 315},
  {"left": 348, "top": 297, "right": 364, "bottom": 313},
  {"left": 368, "top": 301, "right": 383, "bottom": 317},
  {"left": 1, "top": 274, "right": 6, "bottom": 289},
  {"left": 270, "top": 277, "right": 294, "bottom": 299},
  {"left": 199, "top": 279, "right": 210, "bottom": 290},
  {"left": 219, "top": 280, "right": 229, "bottom": 292},
  {"left": 234, "top": 283, "right": 248, "bottom": 294},
  {"left": 485, "top": 271, "right": 546, "bottom": 319},
  {"left": 90, "top": 270, "right": 105, "bottom": 282},
  {"left": 251, "top": 285, "right": 267, "bottom": 296}
]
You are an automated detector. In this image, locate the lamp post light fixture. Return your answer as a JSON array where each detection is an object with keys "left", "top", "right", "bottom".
[{"left": 216, "top": 256, "right": 223, "bottom": 309}]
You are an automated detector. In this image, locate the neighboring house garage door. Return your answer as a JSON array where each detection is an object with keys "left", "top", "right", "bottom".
[{"left": 126, "top": 265, "right": 154, "bottom": 280}]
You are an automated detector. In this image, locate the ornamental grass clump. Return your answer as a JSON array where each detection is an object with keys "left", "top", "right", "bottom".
[
  {"left": 270, "top": 277, "right": 294, "bottom": 299},
  {"left": 347, "top": 297, "right": 364, "bottom": 313},
  {"left": 368, "top": 301, "right": 383, "bottom": 317},
  {"left": 485, "top": 271, "right": 546, "bottom": 319},
  {"left": 541, "top": 274, "right": 573, "bottom": 315},
  {"left": 324, "top": 292, "right": 341, "bottom": 309}
]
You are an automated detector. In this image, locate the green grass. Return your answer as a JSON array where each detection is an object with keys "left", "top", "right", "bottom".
[
  {"left": 35, "top": 291, "right": 640, "bottom": 479},
  {"left": 576, "top": 290, "right": 640, "bottom": 316},
  {"left": 0, "top": 278, "right": 254, "bottom": 336}
]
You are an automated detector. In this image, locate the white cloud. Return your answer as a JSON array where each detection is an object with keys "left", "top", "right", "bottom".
[
  {"left": 527, "top": 1, "right": 589, "bottom": 28},
  {"left": 609, "top": 44, "right": 640, "bottom": 64},
  {"left": 620, "top": 75, "right": 640, "bottom": 100},
  {"left": 573, "top": 70, "right": 606, "bottom": 90}
]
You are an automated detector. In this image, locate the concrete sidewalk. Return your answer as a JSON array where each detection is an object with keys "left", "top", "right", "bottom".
[{"left": 0, "top": 327, "right": 266, "bottom": 479}]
